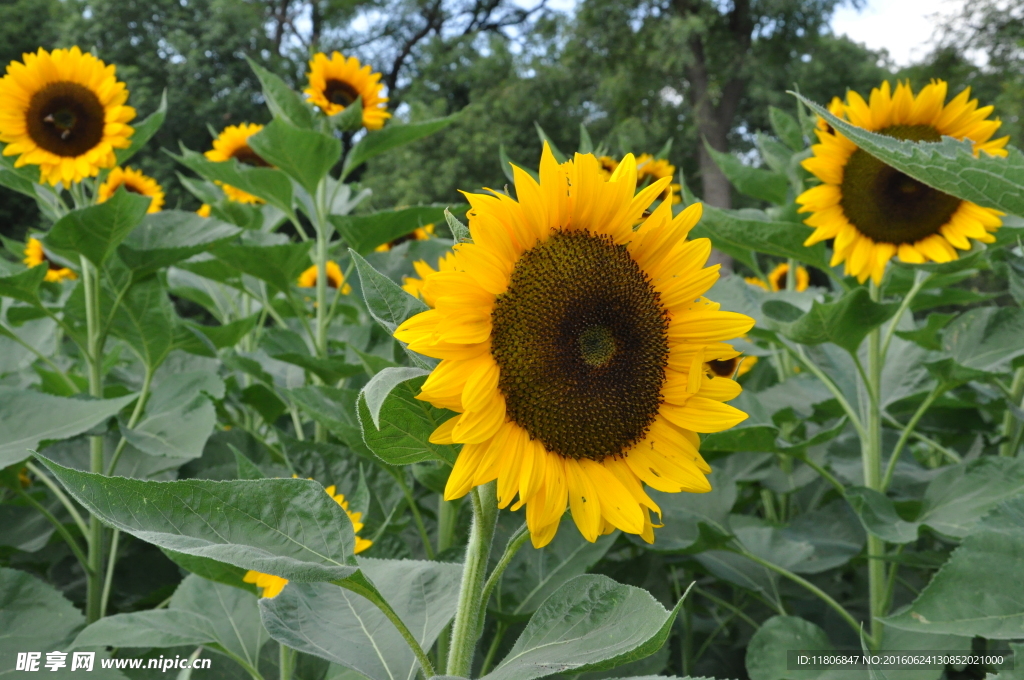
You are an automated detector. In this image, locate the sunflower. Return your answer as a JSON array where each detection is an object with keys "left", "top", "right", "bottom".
[
  {"left": 0, "top": 47, "right": 135, "bottom": 186},
  {"left": 798, "top": 80, "right": 1008, "bottom": 284},
  {"left": 705, "top": 355, "right": 756, "bottom": 379},
  {"left": 298, "top": 260, "right": 351, "bottom": 294},
  {"left": 24, "top": 237, "right": 76, "bottom": 282},
  {"left": 305, "top": 52, "right": 391, "bottom": 130},
  {"left": 374, "top": 223, "right": 436, "bottom": 252},
  {"left": 745, "top": 263, "right": 809, "bottom": 292},
  {"left": 816, "top": 96, "right": 846, "bottom": 134},
  {"left": 243, "top": 484, "right": 371, "bottom": 598},
  {"left": 597, "top": 156, "right": 619, "bottom": 180},
  {"left": 402, "top": 252, "right": 458, "bottom": 304},
  {"left": 97, "top": 166, "right": 164, "bottom": 213},
  {"left": 204, "top": 123, "right": 270, "bottom": 204},
  {"left": 196, "top": 204, "right": 211, "bottom": 217},
  {"left": 394, "top": 145, "right": 753, "bottom": 548},
  {"left": 636, "top": 154, "right": 682, "bottom": 205}
]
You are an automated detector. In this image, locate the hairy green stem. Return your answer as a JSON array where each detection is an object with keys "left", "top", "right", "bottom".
[
  {"left": 16, "top": 487, "right": 91, "bottom": 575},
  {"left": 476, "top": 523, "right": 530, "bottom": 640},
  {"left": 880, "top": 271, "right": 930, "bottom": 362},
  {"left": 279, "top": 644, "right": 294, "bottom": 680},
  {"left": 863, "top": 283, "right": 885, "bottom": 649},
  {"left": 100, "top": 529, "right": 120, "bottom": 617},
  {"left": 447, "top": 482, "right": 498, "bottom": 677},
  {"left": 881, "top": 383, "right": 947, "bottom": 490},
  {"left": 478, "top": 621, "right": 507, "bottom": 677},
  {"left": 787, "top": 343, "right": 866, "bottom": 438},
  {"left": 106, "top": 367, "right": 155, "bottom": 476},
  {"left": 81, "top": 257, "right": 107, "bottom": 624},
  {"left": 881, "top": 414, "right": 961, "bottom": 463},
  {"left": 24, "top": 461, "right": 89, "bottom": 537},
  {"left": 1000, "top": 366, "right": 1024, "bottom": 457},
  {"left": 691, "top": 585, "right": 760, "bottom": 630}
]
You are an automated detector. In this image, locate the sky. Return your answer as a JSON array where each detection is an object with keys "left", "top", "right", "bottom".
[{"left": 829, "top": 0, "right": 968, "bottom": 66}]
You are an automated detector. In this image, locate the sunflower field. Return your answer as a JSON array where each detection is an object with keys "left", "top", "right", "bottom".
[{"left": 4, "top": 3, "right": 1024, "bottom": 680}]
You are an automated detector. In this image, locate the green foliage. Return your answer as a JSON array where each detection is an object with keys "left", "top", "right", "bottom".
[
  {"left": 333, "top": 206, "right": 461, "bottom": 255},
  {"left": 765, "top": 288, "right": 900, "bottom": 355},
  {"left": 45, "top": 190, "right": 153, "bottom": 268},
  {"left": 357, "top": 375, "right": 458, "bottom": 466}
]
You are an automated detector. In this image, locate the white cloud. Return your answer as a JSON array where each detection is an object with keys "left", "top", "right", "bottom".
[{"left": 830, "top": 0, "right": 966, "bottom": 67}]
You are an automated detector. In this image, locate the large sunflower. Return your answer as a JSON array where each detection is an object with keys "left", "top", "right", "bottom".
[
  {"left": 204, "top": 123, "right": 270, "bottom": 204},
  {"left": 244, "top": 483, "right": 371, "bottom": 598},
  {"left": 305, "top": 52, "right": 391, "bottom": 131},
  {"left": 97, "top": 166, "right": 164, "bottom": 213},
  {"left": 798, "top": 80, "right": 1008, "bottom": 284},
  {"left": 745, "top": 262, "right": 809, "bottom": 292},
  {"left": 375, "top": 223, "right": 435, "bottom": 252},
  {"left": 24, "top": 237, "right": 76, "bottom": 282},
  {"left": 394, "top": 146, "right": 753, "bottom": 548},
  {"left": 0, "top": 47, "right": 135, "bottom": 186}
]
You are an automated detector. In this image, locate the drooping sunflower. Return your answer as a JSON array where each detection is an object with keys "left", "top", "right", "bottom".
[
  {"left": 745, "top": 262, "right": 809, "bottom": 292},
  {"left": 298, "top": 260, "right": 351, "bottom": 294},
  {"left": 24, "top": 237, "right": 76, "bottom": 282},
  {"left": 97, "top": 166, "right": 164, "bottom": 213},
  {"left": 402, "top": 252, "right": 458, "bottom": 304},
  {"left": 204, "top": 123, "right": 270, "bottom": 204},
  {"left": 374, "top": 223, "right": 435, "bottom": 252},
  {"left": 244, "top": 483, "right": 371, "bottom": 598},
  {"left": 798, "top": 80, "right": 1008, "bottom": 284},
  {"left": 0, "top": 47, "right": 135, "bottom": 186},
  {"left": 395, "top": 145, "right": 753, "bottom": 548},
  {"left": 305, "top": 52, "right": 391, "bottom": 130},
  {"left": 705, "top": 355, "right": 756, "bottom": 380},
  {"left": 636, "top": 154, "right": 682, "bottom": 205}
]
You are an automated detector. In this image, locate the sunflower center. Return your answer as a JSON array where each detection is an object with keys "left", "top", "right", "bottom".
[
  {"left": 707, "top": 358, "right": 738, "bottom": 378},
  {"left": 26, "top": 82, "right": 106, "bottom": 157},
  {"left": 325, "top": 79, "right": 360, "bottom": 107},
  {"left": 840, "top": 124, "right": 962, "bottom": 245},
  {"left": 490, "top": 229, "right": 670, "bottom": 462},
  {"left": 230, "top": 145, "right": 271, "bottom": 167}
]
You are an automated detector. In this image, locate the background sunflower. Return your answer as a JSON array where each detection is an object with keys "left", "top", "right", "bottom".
[
  {"left": 23, "top": 236, "right": 76, "bottom": 282},
  {"left": 204, "top": 123, "right": 270, "bottom": 204},
  {"left": 298, "top": 261, "right": 351, "bottom": 294},
  {"left": 745, "top": 262, "right": 810, "bottom": 292},
  {"left": 305, "top": 52, "right": 391, "bottom": 130},
  {"left": 97, "top": 166, "right": 164, "bottom": 212}
]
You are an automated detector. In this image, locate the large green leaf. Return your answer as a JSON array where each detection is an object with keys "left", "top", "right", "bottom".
[
  {"left": 172, "top": 148, "right": 295, "bottom": 216},
  {"left": 0, "top": 389, "right": 136, "bottom": 466},
  {"left": 332, "top": 205, "right": 461, "bottom": 255},
  {"left": 73, "top": 574, "right": 268, "bottom": 676},
  {"left": 764, "top": 288, "right": 899, "bottom": 355},
  {"left": 0, "top": 264, "right": 47, "bottom": 306},
  {"left": 116, "top": 90, "right": 167, "bottom": 165},
  {"left": 108, "top": 277, "right": 177, "bottom": 370},
  {"left": 289, "top": 386, "right": 369, "bottom": 454},
  {"left": 884, "top": 494, "right": 1024, "bottom": 638},
  {"left": 118, "top": 210, "right": 241, "bottom": 276},
  {"left": 121, "top": 372, "right": 225, "bottom": 459},
  {"left": 247, "top": 58, "right": 313, "bottom": 129},
  {"left": 0, "top": 567, "right": 126, "bottom": 679},
  {"left": 689, "top": 207, "right": 831, "bottom": 273},
  {"left": 249, "top": 119, "right": 341, "bottom": 197},
  {"left": 212, "top": 239, "right": 313, "bottom": 292},
  {"left": 37, "top": 457, "right": 359, "bottom": 582},
  {"left": 260, "top": 558, "right": 462, "bottom": 680},
  {"left": 357, "top": 375, "right": 457, "bottom": 466},
  {"left": 494, "top": 516, "right": 617, "bottom": 620},
  {"left": 705, "top": 144, "right": 789, "bottom": 204},
  {"left": 769, "top": 106, "right": 804, "bottom": 151},
  {"left": 341, "top": 116, "right": 458, "bottom": 180},
  {"left": 941, "top": 306, "right": 1024, "bottom": 373},
  {"left": 797, "top": 93, "right": 1024, "bottom": 216},
  {"left": 45, "top": 189, "right": 152, "bottom": 268},
  {"left": 161, "top": 549, "right": 257, "bottom": 595},
  {"left": 484, "top": 574, "right": 684, "bottom": 680}
]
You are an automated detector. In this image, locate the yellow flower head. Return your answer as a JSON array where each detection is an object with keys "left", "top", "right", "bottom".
[
  {"left": 816, "top": 96, "right": 846, "bottom": 134},
  {"left": 705, "top": 354, "right": 757, "bottom": 380},
  {"left": 298, "top": 260, "right": 351, "bottom": 294},
  {"left": 375, "top": 223, "right": 436, "bottom": 252},
  {"left": 204, "top": 123, "right": 270, "bottom": 204},
  {"left": 597, "top": 156, "right": 619, "bottom": 180},
  {"left": 97, "top": 166, "right": 164, "bottom": 213},
  {"left": 798, "top": 80, "right": 1008, "bottom": 285},
  {"left": 636, "top": 154, "right": 682, "bottom": 205},
  {"left": 24, "top": 237, "right": 76, "bottom": 282},
  {"left": 394, "top": 144, "right": 754, "bottom": 548},
  {"left": 402, "top": 252, "right": 458, "bottom": 305},
  {"left": 196, "top": 204, "right": 212, "bottom": 218},
  {"left": 305, "top": 52, "right": 391, "bottom": 130},
  {"left": 0, "top": 47, "right": 135, "bottom": 186},
  {"left": 745, "top": 263, "right": 809, "bottom": 292},
  {"left": 244, "top": 483, "right": 371, "bottom": 598}
]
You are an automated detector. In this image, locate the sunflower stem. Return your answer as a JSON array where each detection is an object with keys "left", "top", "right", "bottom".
[
  {"left": 880, "top": 270, "right": 930, "bottom": 363},
  {"left": 313, "top": 181, "right": 330, "bottom": 444},
  {"left": 881, "top": 382, "right": 947, "bottom": 491},
  {"left": 863, "top": 282, "right": 885, "bottom": 649},
  {"left": 447, "top": 482, "right": 498, "bottom": 678},
  {"left": 81, "top": 256, "right": 107, "bottom": 624},
  {"left": 999, "top": 366, "right": 1024, "bottom": 457},
  {"left": 476, "top": 523, "right": 529, "bottom": 642}
]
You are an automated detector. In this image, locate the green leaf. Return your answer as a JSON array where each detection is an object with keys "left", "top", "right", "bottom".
[
  {"left": 332, "top": 205, "right": 460, "bottom": 255},
  {"left": 578, "top": 124, "right": 594, "bottom": 155},
  {"left": 342, "top": 116, "right": 458, "bottom": 180},
  {"left": 183, "top": 314, "right": 261, "bottom": 351},
  {"left": 73, "top": 574, "right": 268, "bottom": 675},
  {"left": 689, "top": 207, "right": 831, "bottom": 273},
  {"left": 769, "top": 106, "right": 804, "bottom": 151},
  {"left": 845, "top": 487, "right": 920, "bottom": 544},
  {"left": 37, "top": 457, "right": 359, "bottom": 581},
  {"left": 247, "top": 57, "right": 313, "bottom": 129},
  {"left": 941, "top": 306, "right": 1024, "bottom": 372},
  {"left": 643, "top": 461, "right": 738, "bottom": 553},
  {"left": 260, "top": 558, "right": 462, "bottom": 680},
  {"left": 360, "top": 367, "right": 431, "bottom": 429},
  {"left": 116, "top": 90, "right": 167, "bottom": 165},
  {"left": 0, "top": 566, "right": 127, "bottom": 679},
  {"left": 484, "top": 574, "right": 685, "bottom": 680},
  {"left": 330, "top": 96, "right": 363, "bottom": 132},
  {"left": 494, "top": 516, "right": 617, "bottom": 620},
  {"left": 108, "top": 277, "right": 177, "bottom": 370},
  {"left": 796, "top": 93, "right": 1024, "bottom": 216},
  {"left": 172, "top": 147, "right": 295, "bottom": 217},
  {"left": 289, "top": 386, "right": 368, "bottom": 454},
  {"left": 765, "top": 288, "right": 899, "bottom": 355},
  {"left": 121, "top": 372, "right": 225, "bottom": 459},
  {"left": 213, "top": 239, "right": 313, "bottom": 292},
  {"left": 118, "top": 210, "right": 242, "bottom": 276},
  {"left": 0, "top": 389, "right": 136, "bottom": 466},
  {"left": 704, "top": 143, "right": 789, "bottom": 204},
  {"left": 357, "top": 376, "right": 458, "bottom": 466},
  {"left": 45, "top": 189, "right": 152, "bottom": 268},
  {"left": 161, "top": 549, "right": 258, "bottom": 595},
  {"left": 249, "top": 119, "right": 341, "bottom": 197},
  {"left": 894, "top": 313, "right": 956, "bottom": 351},
  {"left": 445, "top": 207, "right": 470, "bottom": 242},
  {"left": 0, "top": 264, "right": 47, "bottom": 305},
  {"left": 534, "top": 122, "right": 568, "bottom": 163}
]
